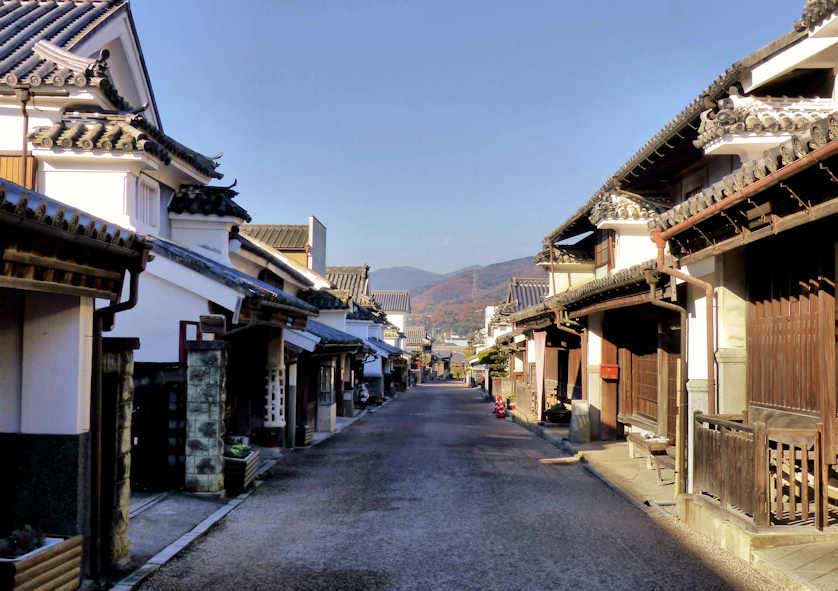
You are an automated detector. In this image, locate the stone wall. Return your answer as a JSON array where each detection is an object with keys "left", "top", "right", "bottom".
[
  {"left": 185, "top": 341, "right": 227, "bottom": 493},
  {"left": 101, "top": 338, "right": 138, "bottom": 567}
]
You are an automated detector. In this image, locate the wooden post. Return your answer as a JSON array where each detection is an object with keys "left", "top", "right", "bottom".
[
  {"left": 815, "top": 424, "right": 826, "bottom": 531},
  {"left": 753, "top": 421, "right": 770, "bottom": 528}
]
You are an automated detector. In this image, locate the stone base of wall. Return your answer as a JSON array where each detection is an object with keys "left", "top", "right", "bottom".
[
  {"left": 185, "top": 341, "right": 227, "bottom": 494},
  {"left": 0, "top": 433, "right": 88, "bottom": 537}
]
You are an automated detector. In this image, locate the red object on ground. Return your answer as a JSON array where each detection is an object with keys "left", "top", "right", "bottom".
[{"left": 493, "top": 396, "right": 506, "bottom": 418}]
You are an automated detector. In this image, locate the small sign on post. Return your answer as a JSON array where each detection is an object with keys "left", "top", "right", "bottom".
[{"left": 601, "top": 364, "right": 619, "bottom": 381}]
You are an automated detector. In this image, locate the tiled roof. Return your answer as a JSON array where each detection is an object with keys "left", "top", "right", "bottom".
[
  {"left": 508, "top": 302, "right": 552, "bottom": 324},
  {"left": 371, "top": 290, "right": 411, "bottom": 313},
  {"left": 694, "top": 94, "right": 835, "bottom": 150},
  {"left": 534, "top": 244, "right": 594, "bottom": 265},
  {"left": 651, "top": 112, "right": 838, "bottom": 232},
  {"left": 368, "top": 336, "right": 401, "bottom": 357},
  {"left": 241, "top": 224, "right": 308, "bottom": 250},
  {"left": 589, "top": 192, "right": 665, "bottom": 225},
  {"left": 233, "top": 233, "right": 313, "bottom": 287},
  {"left": 306, "top": 319, "right": 362, "bottom": 346},
  {"left": 169, "top": 184, "right": 250, "bottom": 221},
  {"left": 545, "top": 27, "right": 805, "bottom": 245},
  {"left": 30, "top": 113, "right": 222, "bottom": 179},
  {"left": 506, "top": 277, "right": 548, "bottom": 312},
  {"left": 0, "top": 3, "right": 130, "bottom": 108},
  {"left": 0, "top": 176, "right": 143, "bottom": 252},
  {"left": 547, "top": 260, "right": 657, "bottom": 309},
  {"left": 347, "top": 303, "right": 386, "bottom": 323},
  {"left": 326, "top": 265, "right": 369, "bottom": 300},
  {"left": 405, "top": 326, "right": 430, "bottom": 346},
  {"left": 148, "top": 236, "right": 318, "bottom": 316},
  {"left": 798, "top": 0, "right": 838, "bottom": 31},
  {"left": 298, "top": 288, "right": 350, "bottom": 310}
]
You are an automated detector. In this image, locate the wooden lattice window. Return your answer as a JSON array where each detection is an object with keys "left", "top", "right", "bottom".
[{"left": 594, "top": 230, "right": 614, "bottom": 270}]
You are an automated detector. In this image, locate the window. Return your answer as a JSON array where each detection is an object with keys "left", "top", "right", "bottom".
[
  {"left": 134, "top": 177, "right": 160, "bottom": 229},
  {"left": 594, "top": 230, "right": 614, "bottom": 270}
]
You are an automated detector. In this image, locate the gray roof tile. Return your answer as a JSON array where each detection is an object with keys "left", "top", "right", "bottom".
[
  {"left": 170, "top": 184, "right": 250, "bottom": 221},
  {"left": 148, "top": 236, "right": 318, "bottom": 316},
  {"left": 241, "top": 224, "right": 308, "bottom": 250},
  {"left": 326, "top": 265, "right": 369, "bottom": 300},
  {"left": 371, "top": 290, "right": 411, "bottom": 312}
]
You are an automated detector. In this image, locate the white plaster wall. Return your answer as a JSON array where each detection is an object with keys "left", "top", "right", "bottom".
[
  {"left": 20, "top": 294, "right": 92, "bottom": 435},
  {"left": 387, "top": 312, "right": 407, "bottom": 332},
  {"left": 170, "top": 215, "right": 236, "bottom": 265},
  {"left": 613, "top": 231, "right": 657, "bottom": 272},
  {"left": 39, "top": 166, "right": 132, "bottom": 229},
  {"left": 110, "top": 271, "right": 211, "bottom": 363},
  {"left": 0, "top": 108, "right": 58, "bottom": 152},
  {"left": 686, "top": 283, "right": 710, "bottom": 381},
  {"left": 551, "top": 268, "right": 595, "bottom": 295},
  {"left": 317, "top": 310, "right": 347, "bottom": 332},
  {"left": 586, "top": 312, "right": 603, "bottom": 412},
  {"left": 0, "top": 290, "right": 23, "bottom": 432}
]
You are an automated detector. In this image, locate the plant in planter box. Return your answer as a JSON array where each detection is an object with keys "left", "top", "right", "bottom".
[
  {"left": 0, "top": 526, "right": 44, "bottom": 559},
  {"left": 223, "top": 443, "right": 260, "bottom": 494},
  {"left": 545, "top": 401, "right": 572, "bottom": 424},
  {"left": 0, "top": 526, "right": 83, "bottom": 591}
]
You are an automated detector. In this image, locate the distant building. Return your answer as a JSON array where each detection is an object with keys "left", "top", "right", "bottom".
[{"left": 371, "top": 290, "right": 412, "bottom": 331}]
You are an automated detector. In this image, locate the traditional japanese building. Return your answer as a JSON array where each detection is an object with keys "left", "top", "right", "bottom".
[{"left": 0, "top": 178, "right": 149, "bottom": 578}]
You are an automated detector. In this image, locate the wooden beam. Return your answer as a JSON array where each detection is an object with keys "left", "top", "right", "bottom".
[
  {"left": 2, "top": 248, "right": 122, "bottom": 280},
  {"left": 568, "top": 292, "right": 650, "bottom": 319},
  {"left": 0, "top": 276, "right": 116, "bottom": 300},
  {"left": 679, "top": 197, "right": 838, "bottom": 266}
]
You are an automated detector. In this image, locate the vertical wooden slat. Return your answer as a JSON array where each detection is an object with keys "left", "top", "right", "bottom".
[
  {"left": 802, "top": 444, "right": 810, "bottom": 522},
  {"left": 816, "top": 425, "right": 825, "bottom": 531},
  {"left": 775, "top": 445, "right": 784, "bottom": 521},
  {"left": 754, "top": 421, "right": 770, "bottom": 527}
]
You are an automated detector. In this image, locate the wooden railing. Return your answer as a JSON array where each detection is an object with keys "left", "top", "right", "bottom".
[
  {"left": 694, "top": 412, "right": 827, "bottom": 529},
  {"left": 694, "top": 414, "right": 759, "bottom": 520}
]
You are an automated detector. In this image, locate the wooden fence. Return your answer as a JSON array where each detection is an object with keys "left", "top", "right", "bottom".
[{"left": 693, "top": 413, "right": 827, "bottom": 529}]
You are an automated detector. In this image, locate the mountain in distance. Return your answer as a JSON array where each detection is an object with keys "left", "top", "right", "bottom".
[
  {"left": 367, "top": 266, "right": 443, "bottom": 292},
  {"left": 370, "top": 257, "right": 546, "bottom": 336}
]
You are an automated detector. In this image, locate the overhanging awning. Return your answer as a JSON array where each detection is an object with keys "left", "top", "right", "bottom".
[{"left": 285, "top": 328, "right": 321, "bottom": 352}]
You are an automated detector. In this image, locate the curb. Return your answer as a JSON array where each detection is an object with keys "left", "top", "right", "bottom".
[
  {"left": 114, "top": 397, "right": 388, "bottom": 589},
  {"left": 112, "top": 480, "right": 267, "bottom": 591},
  {"left": 310, "top": 408, "right": 368, "bottom": 447}
]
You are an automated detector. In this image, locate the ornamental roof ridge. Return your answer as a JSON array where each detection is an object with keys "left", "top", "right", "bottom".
[
  {"left": 652, "top": 110, "right": 838, "bottom": 232},
  {"left": 694, "top": 91, "right": 836, "bottom": 149},
  {"left": 797, "top": 0, "right": 838, "bottom": 31},
  {"left": 589, "top": 191, "right": 666, "bottom": 225},
  {"left": 29, "top": 112, "right": 222, "bottom": 179}
]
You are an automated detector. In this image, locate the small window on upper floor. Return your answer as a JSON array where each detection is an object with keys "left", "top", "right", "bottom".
[
  {"left": 594, "top": 229, "right": 614, "bottom": 271},
  {"left": 136, "top": 178, "right": 160, "bottom": 228}
]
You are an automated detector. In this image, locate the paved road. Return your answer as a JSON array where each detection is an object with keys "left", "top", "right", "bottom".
[{"left": 141, "top": 383, "right": 768, "bottom": 591}]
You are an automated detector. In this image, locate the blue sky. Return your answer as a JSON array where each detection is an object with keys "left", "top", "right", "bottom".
[{"left": 132, "top": 0, "right": 799, "bottom": 273}]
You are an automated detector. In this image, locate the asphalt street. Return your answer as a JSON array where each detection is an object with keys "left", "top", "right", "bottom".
[{"left": 141, "top": 383, "right": 770, "bottom": 591}]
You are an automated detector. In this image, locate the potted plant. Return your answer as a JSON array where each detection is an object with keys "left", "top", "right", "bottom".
[
  {"left": 223, "top": 443, "right": 261, "bottom": 494},
  {"left": 0, "top": 526, "right": 83, "bottom": 590},
  {"left": 545, "top": 401, "right": 572, "bottom": 424}
]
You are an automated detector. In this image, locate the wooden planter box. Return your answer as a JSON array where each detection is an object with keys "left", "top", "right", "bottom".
[
  {"left": 0, "top": 535, "right": 83, "bottom": 591},
  {"left": 224, "top": 450, "right": 260, "bottom": 494}
]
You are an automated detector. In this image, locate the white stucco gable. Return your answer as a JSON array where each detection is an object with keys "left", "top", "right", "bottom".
[{"left": 72, "top": 4, "right": 161, "bottom": 127}]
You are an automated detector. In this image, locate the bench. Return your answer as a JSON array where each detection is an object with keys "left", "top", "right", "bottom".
[
  {"left": 627, "top": 434, "right": 676, "bottom": 485},
  {"left": 652, "top": 450, "right": 676, "bottom": 486}
]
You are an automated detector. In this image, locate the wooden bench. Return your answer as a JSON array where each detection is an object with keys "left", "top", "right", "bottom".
[
  {"left": 652, "top": 450, "right": 677, "bottom": 486},
  {"left": 627, "top": 434, "right": 676, "bottom": 485}
]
